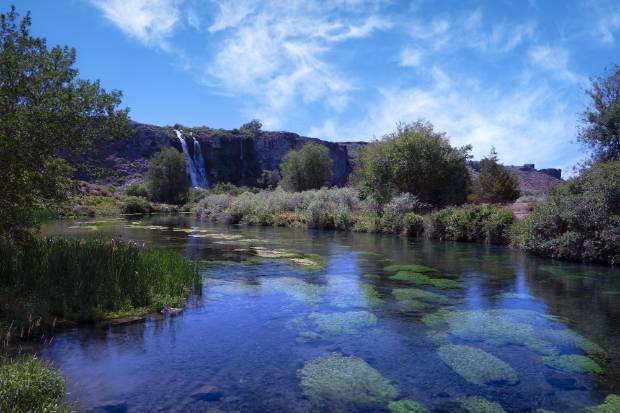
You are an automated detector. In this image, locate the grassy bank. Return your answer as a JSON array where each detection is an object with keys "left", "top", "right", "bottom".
[
  {"left": 0, "top": 237, "right": 201, "bottom": 344},
  {"left": 191, "top": 187, "right": 514, "bottom": 243}
]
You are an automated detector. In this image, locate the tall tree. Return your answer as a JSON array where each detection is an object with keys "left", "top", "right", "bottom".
[
  {"left": 0, "top": 6, "right": 129, "bottom": 237},
  {"left": 355, "top": 121, "right": 471, "bottom": 207},
  {"left": 147, "top": 148, "right": 190, "bottom": 204},
  {"left": 471, "top": 148, "right": 520, "bottom": 204},
  {"left": 280, "top": 143, "right": 333, "bottom": 191},
  {"left": 578, "top": 65, "right": 620, "bottom": 163}
]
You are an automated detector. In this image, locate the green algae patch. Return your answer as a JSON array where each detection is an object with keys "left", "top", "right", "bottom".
[
  {"left": 387, "top": 399, "right": 427, "bottom": 413},
  {"left": 389, "top": 271, "right": 462, "bottom": 289},
  {"left": 309, "top": 311, "right": 378, "bottom": 335},
  {"left": 249, "top": 247, "right": 325, "bottom": 269},
  {"left": 331, "top": 282, "right": 384, "bottom": 308},
  {"left": 422, "top": 308, "right": 605, "bottom": 359},
  {"left": 362, "top": 273, "right": 383, "bottom": 279},
  {"left": 543, "top": 354, "right": 603, "bottom": 375},
  {"left": 393, "top": 288, "right": 446, "bottom": 303},
  {"left": 461, "top": 396, "right": 506, "bottom": 413},
  {"left": 438, "top": 344, "right": 518, "bottom": 386},
  {"left": 583, "top": 394, "right": 620, "bottom": 413},
  {"left": 298, "top": 353, "right": 399, "bottom": 409},
  {"left": 263, "top": 277, "right": 326, "bottom": 305},
  {"left": 384, "top": 264, "right": 439, "bottom": 274},
  {"left": 496, "top": 292, "right": 535, "bottom": 300}
]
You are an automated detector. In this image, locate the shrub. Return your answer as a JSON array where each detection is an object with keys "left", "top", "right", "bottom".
[
  {"left": 355, "top": 121, "right": 471, "bottom": 206},
  {"left": 147, "top": 148, "right": 190, "bottom": 204},
  {"left": 403, "top": 213, "right": 425, "bottom": 236},
  {"left": 380, "top": 193, "right": 425, "bottom": 233},
  {"left": 125, "top": 183, "right": 149, "bottom": 198},
  {"left": 516, "top": 161, "right": 620, "bottom": 264},
  {"left": 471, "top": 149, "right": 520, "bottom": 204},
  {"left": 80, "top": 195, "right": 120, "bottom": 216},
  {"left": 0, "top": 357, "right": 69, "bottom": 413},
  {"left": 121, "top": 196, "right": 152, "bottom": 214},
  {"left": 281, "top": 143, "right": 334, "bottom": 191},
  {"left": 428, "top": 204, "right": 515, "bottom": 244}
]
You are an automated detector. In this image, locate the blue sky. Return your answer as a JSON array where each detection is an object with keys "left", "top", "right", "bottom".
[{"left": 4, "top": 0, "right": 620, "bottom": 171}]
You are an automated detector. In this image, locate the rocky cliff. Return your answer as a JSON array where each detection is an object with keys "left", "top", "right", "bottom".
[
  {"left": 77, "top": 121, "right": 563, "bottom": 195},
  {"left": 77, "top": 121, "right": 365, "bottom": 187}
]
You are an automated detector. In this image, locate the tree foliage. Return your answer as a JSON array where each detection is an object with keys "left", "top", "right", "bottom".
[
  {"left": 0, "top": 6, "right": 129, "bottom": 237},
  {"left": 354, "top": 121, "right": 471, "bottom": 207},
  {"left": 471, "top": 148, "right": 520, "bottom": 203},
  {"left": 147, "top": 148, "right": 190, "bottom": 204},
  {"left": 516, "top": 161, "right": 620, "bottom": 265},
  {"left": 280, "top": 143, "right": 334, "bottom": 191},
  {"left": 579, "top": 66, "right": 620, "bottom": 163}
]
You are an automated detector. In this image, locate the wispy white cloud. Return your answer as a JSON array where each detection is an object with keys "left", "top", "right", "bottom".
[
  {"left": 528, "top": 45, "right": 586, "bottom": 84},
  {"left": 91, "top": 0, "right": 182, "bottom": 50},
  {"left": 587, "top": 0, "right": 620, "bottom": 44},
  {"left": 399, "top": 48, "right": 422, "bottom": 67}
]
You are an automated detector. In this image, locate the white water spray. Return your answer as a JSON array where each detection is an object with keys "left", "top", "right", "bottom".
[{"left": 174, "top": 129, "right": 208, "bottom": 188}]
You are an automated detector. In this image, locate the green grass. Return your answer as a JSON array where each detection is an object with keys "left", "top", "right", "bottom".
[
  {"left": 0, "top": 237, "right": 201, "bottom": 343},
  {"left": 0, "top": 356, "right": 69, "bottom": 413}
]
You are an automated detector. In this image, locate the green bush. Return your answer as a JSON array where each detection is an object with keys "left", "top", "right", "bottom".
[
  {"left": 80, "top": 195, "right": 120, "bottom": 216},
  {"left": 0, "top": 237, "right": 200, "bottom": 339},
  {"left": 121, "top": 196, "right": 152, "bottom": 214},
  {"left": 403, "top": 213, "right": 425, "bottom": 236},
  {"left": 516, "top": 161, "right": 620, "bottom": 264},
  {"left": 0, "top": 356, "right": 69, "bottom": 413},
  {"left": 428, "top": 204, "right": 515, "bottom": 244},
  {"left": 281, "top": 143, "right": 334, "bottom": 191},
  {"left": 380, "top": 193, "right": 425, "bottom": 233},
  {"left": 125, "top": 183, "right": 149, "bottom": 198},
  {"left": 471, "top": 150, "right": 520, "bottom": 204},
  {"left": 354, "top": 121, "right": 471, "bottom": 206},
  {"left": 147, "top": 148, "right": 190, "bottom": 204}
]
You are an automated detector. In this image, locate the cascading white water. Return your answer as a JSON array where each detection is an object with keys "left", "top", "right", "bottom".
[
  {"left": 193, "top": 137, "right": 209, "bottom": 188},
  {"left": 174, "top": 129, "right": 208, "bottom": 188}
]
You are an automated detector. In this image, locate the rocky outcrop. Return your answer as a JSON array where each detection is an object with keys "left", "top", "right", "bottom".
[
  {"left": 468, "top": 162, "right": 563, "bottom": 195},
  {"left": 77, "top": 121, "right": 364, "bottom": 187}
]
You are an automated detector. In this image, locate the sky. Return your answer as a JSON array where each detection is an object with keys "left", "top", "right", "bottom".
[{"left": 4, "top": 0, "right": 620, "bottom": 172}]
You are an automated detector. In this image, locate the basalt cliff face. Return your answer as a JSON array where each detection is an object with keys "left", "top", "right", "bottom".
[
  {"left": 78, "top": 121, "right": 562, "bottom": 195},
  {"left": 77, "top": 121, "right": 365, "bottom": 187}
]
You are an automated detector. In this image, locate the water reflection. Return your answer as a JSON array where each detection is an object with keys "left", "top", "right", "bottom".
[{"left": 39, "top": 216, "right": 620, "bottom": 412}]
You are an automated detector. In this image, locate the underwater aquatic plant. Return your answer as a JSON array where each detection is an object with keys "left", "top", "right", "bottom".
[
  {"left": 460, "top": 396, "right": 506, "bottom": 413},
  {"left": 263, "top": 277, "right": 327, "bottom": 305},
  {"left": 298, "top": 353, "right": 399, "bottom": 409},
  {"left": 384, "top": 264, "right": 439, "bottom": 273},
  {"left": 389, "top": 271, "right": 463, "bottom": 289},
  {"left": 422, "top": 309, "right": 606, "bottom": 360},
  {"left": 392, "top": 288, "right": 447, "bottom": 303},
  {"left": 387, "top": 399, "right": 428, "bottom": 413},
  {"left": 308, "top": 311, "right": 378, "bottom": 335},
  {"left": 583, "top": 394, "right": 620, "bottom": 413},
  {"left": 437, "top": 344, "right": 518, "bottom": 386},
  {"left": 250, "top": 247, "right": 326, "bottom": 269},
  {"left": 542, "top": 354, "right": 604, "bottom": 375}
]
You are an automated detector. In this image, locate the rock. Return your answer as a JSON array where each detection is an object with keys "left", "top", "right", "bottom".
[
  {"left": 107, "top": 315, "right": 145, "bottom": 326},
  {"left": 161, "top": 306, "right": 184, "bottom": 316},
  {"left": 190, "top": 385, "right": 224, "bottom": 401},
  {"left": 93, "top": 400, "right": 127, "bottom": 413}
]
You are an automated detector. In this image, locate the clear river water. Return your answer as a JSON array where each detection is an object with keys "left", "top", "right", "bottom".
[{"left": 39, "top": 215, "right": 620, "bottom": 413}]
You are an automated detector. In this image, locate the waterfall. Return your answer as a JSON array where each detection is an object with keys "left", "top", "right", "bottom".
[
  {"left": 193, "top": 137, "right": 209, "bottom": 188},
  {"left": 174, "top": 129, "right": 208, "bottom": 188}
]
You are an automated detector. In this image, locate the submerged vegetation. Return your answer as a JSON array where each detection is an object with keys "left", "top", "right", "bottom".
[
  {"left": 387, "top": 399, "right": 427, "bottom": 413},
  {"left": 437, "top": 344, "right": 518, "bottom": 386},
  {"left": 460, "top": 396, "right": 507, "bottom": 413},
  {"left": 298, "top": 353, "right": 399, "bottom": 409}
]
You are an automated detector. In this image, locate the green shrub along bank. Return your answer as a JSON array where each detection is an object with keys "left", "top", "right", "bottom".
[
  {"left": 428, "top": 204, "right": 516, "bottom": 244},
  {"left": 0, "top": 237, "right": 201, "bottom": 341},
  {"left": 0, "top": 356, "right": 69, "bottom": 413},
  {"left": 514, "top": 161, "right": 620, "bottom": 265}
]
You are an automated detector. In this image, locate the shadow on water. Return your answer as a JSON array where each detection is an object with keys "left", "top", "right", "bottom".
[{"left": 38, "top": 215, "right": 620, "bottom": 413}]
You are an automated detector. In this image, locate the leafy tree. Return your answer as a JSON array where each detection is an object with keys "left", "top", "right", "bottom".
[
  {"left": 515, "top": 161, "right": 620, "bottom": 265},
  {"left": 257, "top": 169, "right": 281, "bottom": 189},
  {"left": 471, "top": 148, "right": 520, "bottom": 203},
  {"left": 280, "top": 143, "right": 333, "bottom": 191},
  {"left": 240, "top": 119, "right": 262, "bottom": 137},
  {"left": 147, "top": 148, "right": 190, "bottom": 204},
  {"left": 578, "top": 65, "right": 620, "bottom": 162},
  {"left": 0, "top": 6, "right": 129, "bottom": 237},
  {"left": 355, "top": 121, "right": 471, "bottom": 207}
]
